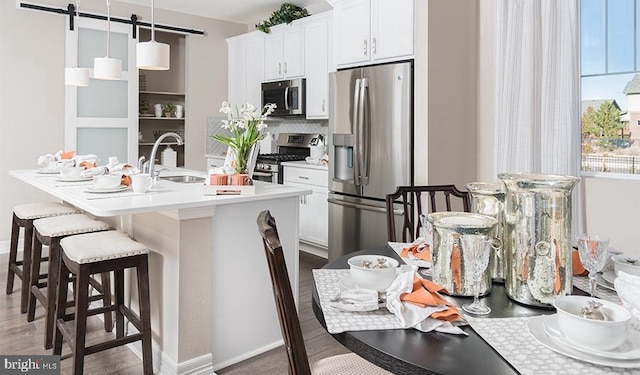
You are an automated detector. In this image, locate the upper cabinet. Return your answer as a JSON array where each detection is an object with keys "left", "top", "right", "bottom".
[
  {"left": 264, "top": 24, "right": 305, "bottom": 81},
  {"left": 333, "top": 0, "right": 414, "bottom": 68},
  {"left": 227, "top": 32, "right": 265, "bottom": 106},
  {"left": 304, "top": 13, "right": 332, "bottom": 119}
]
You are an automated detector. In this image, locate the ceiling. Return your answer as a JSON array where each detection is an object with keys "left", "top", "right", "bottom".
[{"left": 117, "top": 0, "right": 332, "bottom": 25}]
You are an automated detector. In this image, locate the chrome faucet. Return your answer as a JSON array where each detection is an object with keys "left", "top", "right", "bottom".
[{"left": 146, "top": 132, "right": 184, "bottom": 184}]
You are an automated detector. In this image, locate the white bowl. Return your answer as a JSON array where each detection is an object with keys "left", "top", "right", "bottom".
[
  {"left": 59, "top": 166, "right": 84, "bottom": 179},
  {"left": 612, "top": 255, "right": 640, "bottom": 277},
  {"left": 92, "top": 174, "right": 122, "bottom": 189},
  {"left": 347, "top": 255, "right": 399, "bottom": 292},
  {"left": 553, "top": 295, "right": 631, "bottom": 351}
]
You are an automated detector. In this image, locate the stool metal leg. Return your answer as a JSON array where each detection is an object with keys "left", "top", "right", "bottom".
[{"left": 6, "top": 213, "right": 20, "bottom": 295}]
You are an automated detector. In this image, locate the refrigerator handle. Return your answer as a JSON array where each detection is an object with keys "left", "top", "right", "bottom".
[
  {"left": 352, "top": 78, "right": 362, "bottom": 186},
  {"left": 356, "top": 78, "right": 367, "bottom": 187},
  {"left": 284, "top": 86, "right": 290, "bottom": 110},
  {"left": 327, "top": 197, "right": 390, "bottom": 214},
  {"left": 360, "top": 78, "right": 370, "bottom": 186}
]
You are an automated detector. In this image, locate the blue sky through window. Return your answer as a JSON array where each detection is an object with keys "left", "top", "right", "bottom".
[{"left": 581, "top": 0, "right": 639, "bottom": 111}]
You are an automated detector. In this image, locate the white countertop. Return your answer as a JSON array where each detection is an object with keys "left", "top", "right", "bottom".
[
  {"left": 281, "top": 160, "right": 329, "bottom": 171},
  {"left": 10, "top": 168, "right": 311, "bottom": 217}
]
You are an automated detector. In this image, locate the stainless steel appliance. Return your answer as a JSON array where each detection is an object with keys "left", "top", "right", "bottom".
[
  {"left": 328, "top": 61, "right": 413, "bottom": 261},
  {"left": 254, "top": 133, "right": 322, "bottom": 184},
  {"left": 261, "top": 79, "right": 306, "bottom": 116}
]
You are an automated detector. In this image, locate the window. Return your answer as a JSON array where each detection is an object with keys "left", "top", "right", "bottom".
[{"left": 581, "top": 0, "right": 640, "bottom": 175}]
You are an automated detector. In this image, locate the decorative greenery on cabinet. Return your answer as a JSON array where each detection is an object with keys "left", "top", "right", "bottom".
[{"left": 256, "top": 3, "right": 310, "bottom": 33}]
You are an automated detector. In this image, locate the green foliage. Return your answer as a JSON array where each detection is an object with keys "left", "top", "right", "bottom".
[
  {"left": 256, "top": 3, "right": 310, "bottom": 34},
  {"left": 139, "top": 98, "right": 149, "bottom": 111},
  {"left": 582, "top": 101, "right": 624, "bottom": 138},
  {"left": 162, "top": 102, "right": 176, "bottom": 113}
]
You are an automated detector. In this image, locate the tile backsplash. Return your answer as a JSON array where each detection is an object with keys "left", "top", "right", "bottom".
[{"left": 206, "top": 116, "right": 328, "bottom": 155}]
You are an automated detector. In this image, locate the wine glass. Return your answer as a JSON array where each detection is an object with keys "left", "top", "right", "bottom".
[
  {"left": 460, "top": 234, "right": 493, "bottom": 315},
  {"left": 576, "top": 234, "right": 610, "bottom": 298}
]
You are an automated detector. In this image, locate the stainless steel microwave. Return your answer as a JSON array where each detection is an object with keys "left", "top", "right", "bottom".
[{"left": 261, "top": 79, "right": 306, "bottom": 116}]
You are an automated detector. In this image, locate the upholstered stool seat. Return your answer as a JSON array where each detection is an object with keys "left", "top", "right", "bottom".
[
  {"left": 28, "top": 214, "right": 111, "bottom": 349},
  {"left": 54, "top": 231, "right": 152, "bottom": 375},
  {"left": 6, "top": 202, "right": 80, "bottom": 314}
]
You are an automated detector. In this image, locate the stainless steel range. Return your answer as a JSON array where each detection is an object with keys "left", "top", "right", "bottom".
[{"left": 254, "top": 133, "right": 323, "bottom": 184}]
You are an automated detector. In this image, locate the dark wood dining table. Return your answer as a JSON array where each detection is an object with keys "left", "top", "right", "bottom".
[{"left": 312, "top": 246, "right": 588, "bottom": 375}]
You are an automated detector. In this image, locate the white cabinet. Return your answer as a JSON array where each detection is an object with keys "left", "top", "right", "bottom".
[
  {"left": 264, "top": 24, "right": 305, "bottom": 81},
  {"left": 284, "top": 165, "right": 328, "bottom": 248},
  {"left": 227, "top": 32, "right": 265, "bottom": 106},
  {"left": 333, "top": 0, "right": 414, "bottom": 67},
  {"left": 304, "top": 15, "right": 331, "bottom": 119}
]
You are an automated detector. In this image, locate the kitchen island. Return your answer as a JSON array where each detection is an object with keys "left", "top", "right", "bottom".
[{"left": 9, "top": 168, "right": 311, "bottom": 375}]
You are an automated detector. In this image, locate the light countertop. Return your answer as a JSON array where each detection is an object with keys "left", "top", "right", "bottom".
[
  {"left": 281, "top": 160, "right": 329, "bottom": 171},
  {"left": 10, "top": 167, "right": 311, "bottom": 217}
]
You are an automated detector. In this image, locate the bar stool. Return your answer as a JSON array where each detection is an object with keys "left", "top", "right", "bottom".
[
  {"left": 54, "top": 231, "right": 153, "bottom": 375},
  {"left": 6, "top": 202, "right": 80, "bottom": 313},
  {"left": 27, "top": 214, "right": 111, "bottom": 349}
]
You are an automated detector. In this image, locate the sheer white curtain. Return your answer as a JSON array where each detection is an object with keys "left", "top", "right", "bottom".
[
  {"left": 495, "top": 0, "right": 580, "bottom": 175},
  {"left": 494, "top": 0, "right": 584, "bottom": 232}
]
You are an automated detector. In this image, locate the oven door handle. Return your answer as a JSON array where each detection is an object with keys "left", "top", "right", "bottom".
[{"left": 252, "top": 171, "right": 272, "bottom": 177}]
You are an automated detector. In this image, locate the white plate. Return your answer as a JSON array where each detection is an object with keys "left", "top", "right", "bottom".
[
  {"left": 85, "top": 185, "right": 129, "bottom": 193},
  {"left": 528, "top": 315, "right": 640, "bottom": 367},
  {"left": 55, "top": 176, "right": 91, "bottom": 182},
  {"left": 596, "top": 274, "right": 616, "bottom": 292},
  {"left": 603, "top": 270, "right": 617, "bottom": 285},
  {"left": 36, "top": 168, "right": 59, "bottom": 174}
]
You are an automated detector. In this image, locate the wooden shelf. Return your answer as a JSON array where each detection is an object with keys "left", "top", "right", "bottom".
[
  {"left": 140, "top": 90, "right": 185, "bottom": 96},
  {"left": 139, "top": 117, "right": 185, "bottom": 120}
]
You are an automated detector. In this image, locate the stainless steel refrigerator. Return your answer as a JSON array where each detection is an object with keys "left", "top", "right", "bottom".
[{"left": 328, "top": 61, "right": 412, "bottom": 260}]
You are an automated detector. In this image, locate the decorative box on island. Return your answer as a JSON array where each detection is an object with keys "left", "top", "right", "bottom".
[{"left": 202, "top": 171, "right": 255, "bottom": 195}]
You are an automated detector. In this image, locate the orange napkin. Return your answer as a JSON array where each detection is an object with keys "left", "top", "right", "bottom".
[
  {"left": 400, "top": 243, "right": 431, "bottom": 262},
  {"left": 60, "top": 150, "right": 76, "bottom": 160},
  {"left": 78, "top": 161, "right": 96, "bottom": 169},
  {"left": 572, "top": 249, "right": 588, "bottom": 276},
  {"left": 400, "top": 276, "right": 462, "bottom": 322}
]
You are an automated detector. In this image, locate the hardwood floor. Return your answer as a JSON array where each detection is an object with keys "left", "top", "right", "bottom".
[{"left": 0, "top": 251, "right": 348, "bottom": 374}]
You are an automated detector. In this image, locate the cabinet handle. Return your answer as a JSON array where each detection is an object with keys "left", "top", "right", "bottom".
[
  {"left": 298, "top": 176, "right": 310, "bottom": 180},
  {"left": 284, "top": 62, "right": 288, "bottom": 74},
  {"left": 279, "top": 62, "right": 282, "bottom": 75},
  {"left": 372, "top": 37, "right": 377, "bottom": 54},
  {"left": 322, "top": 99, "right": 325, "bottom": 112},
  {"left": 364, "top": 39, "right": 368, "bottom": 56}
]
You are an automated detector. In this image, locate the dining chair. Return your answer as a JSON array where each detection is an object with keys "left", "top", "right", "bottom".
[
  {"left": 256, "top": 210, "right": 392, "bottom": 375},
  {"left": 386, "top": 185, "right": 471, "bottom": 242}
]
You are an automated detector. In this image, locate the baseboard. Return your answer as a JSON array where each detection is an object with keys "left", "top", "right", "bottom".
[
  {"left": 212, "top": 339, "right": 284, "bottom": 371},
  {"left": 299, "top": 241, "right": 328, "bottom": 259},
  {"left": 128, "top": 340, "right": 215, "bottom": 375}
]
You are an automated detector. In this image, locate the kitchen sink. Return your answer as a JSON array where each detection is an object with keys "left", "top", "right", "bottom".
[{"left": 159, "top": 175, "right": 206, "bottom": 183}]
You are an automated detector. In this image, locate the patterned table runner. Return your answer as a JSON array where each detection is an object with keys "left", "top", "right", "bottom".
[{"left": 467, "top": 316, "right": 640, "bottom": 375}]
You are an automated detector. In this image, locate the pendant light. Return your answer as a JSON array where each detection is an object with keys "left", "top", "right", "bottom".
[
  {"left": 65, "top": 0, "right": 89, "bottom": 86},
  {"left": 94, "top": 0, "right": 122, "bottom": 80},
  {"left": 136, "top": 0, "right": 170, "bottom": 70}
]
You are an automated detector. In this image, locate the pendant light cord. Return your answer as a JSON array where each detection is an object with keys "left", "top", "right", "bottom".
[
  {"left": 105, "top": 0, "right": 111, "bottom": 58},
  {"left": 151, "top": 0, "right": 156, "bottom": 42},
  {"left": 74, "top": 0, "right": 81, "bottom": 67}
]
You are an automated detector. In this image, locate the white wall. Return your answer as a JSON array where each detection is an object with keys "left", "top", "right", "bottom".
[{"left": 0, "top": 1, "right": 247, "bottom": 244}]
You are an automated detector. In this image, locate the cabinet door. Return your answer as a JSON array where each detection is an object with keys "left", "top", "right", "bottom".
[
  {"left": 334, "top": 0, "right": 371, "bottom": 67},
  {"left": 283, "top": 26, "right": 305, "bottom": 78},
  {"left": 245, "top": 34, "right": 265, "bottom": 107},
  {"left": 227, "top": 37, "right": 246, "bottom": 104},
  {"left": 305, "top": 18, "right": 329, "bottom": 119},
  {"left": 372, "top": 0, "right": 414, "bottom": 60},
  {"left": 264, "top": 31, "right": 284, "bottom": 81},
  {"left": 305, "top": 187, "right": 328, "bottom": 246}
]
